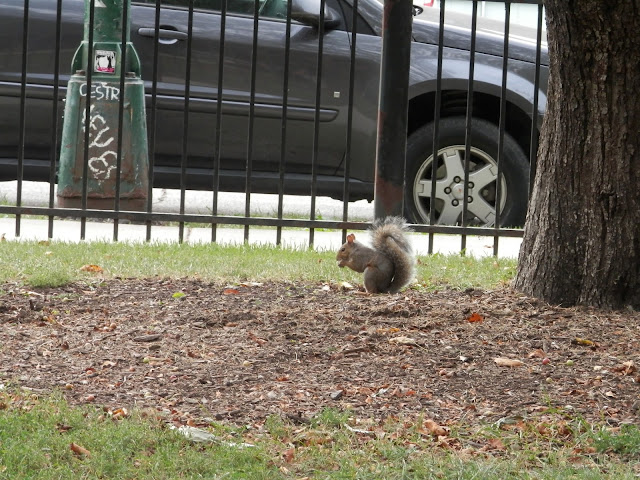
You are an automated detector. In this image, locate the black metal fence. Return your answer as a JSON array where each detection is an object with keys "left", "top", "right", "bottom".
[{"left": 0, "top": 0, "right": 546, "bottom": 255}]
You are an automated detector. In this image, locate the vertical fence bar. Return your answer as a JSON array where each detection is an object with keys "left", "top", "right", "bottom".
[
  {"left": 276, "top": 0, "right": 293, "bottom": 246},
  {"left": 212, "top": 0, "right": 227, "bottom": 243},
  {"left": 47, "top": 0, "right": 63, "bottom": 240},
  {"left": 309, "top": 0, "right": 326, "bottom": 248},
  {"left": 16, "top": 0, "right": 30, "bottom": 238},
  {"left": 113, "top": 0, "right": 132, "bottom": 241},
  {"left": 492, "top": 1, "right": 511, "bottom": 257},
  {"left": 460, "top": 0, "right": 478, "bottom": 254},
  {"left": 374, "top": 0, "right": 412, "bottom": 219},
  {"left": 146, "top": 0, "right": 162, "bottom": 242},
  {"left": 341, "top": 0, "right": 358, "bottom": 243},
  {"left": 244, "top": 0, "right": 260, "bottom": 243},
  {"left": 80, "top": 0, "right": 97, "bottom": 240},
  {"left": 179, "top": 1, "right": 195, "bottom": 243},
  {"left": 428, "top": 0, "right": 446, "bottom": 254}
]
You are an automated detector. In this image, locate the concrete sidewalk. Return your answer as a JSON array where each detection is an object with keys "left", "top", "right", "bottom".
[
  {"left": 0, "top": 181, "right": 522, "bottom": 257},
  {"left": 0, "top": 217, "right": 522, "bottom": 257},
  {"left": 1, "top": 181, "right": 374, "bottom": 220}
]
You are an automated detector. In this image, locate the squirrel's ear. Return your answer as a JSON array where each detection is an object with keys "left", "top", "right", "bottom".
[{"left": 347, "top": 233, "right": 356, "bottom": 243}]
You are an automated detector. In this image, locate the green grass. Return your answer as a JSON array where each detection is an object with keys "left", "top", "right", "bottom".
[
  {"left": 0, "top": 391, "right": 639, "bottom": 479},
  {"left": 0, "top": 390, "right": 277, "bottom": 479},
  {"left": 0, "top": 239, "right": 517, "bottom": 289},
  {"left": 591, "top": 424, "right": 640, "bottom": 456}
]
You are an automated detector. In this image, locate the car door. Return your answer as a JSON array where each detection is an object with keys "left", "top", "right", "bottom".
[{"left": 130, "top": 0, "right": 353, "bottom": 188}]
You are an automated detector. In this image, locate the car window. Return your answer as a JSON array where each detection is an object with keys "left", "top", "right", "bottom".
[{"left": 134, "top": 0, "right": 290, "bottom": 19}]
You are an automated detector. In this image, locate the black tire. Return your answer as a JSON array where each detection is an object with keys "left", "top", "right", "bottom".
[{"left": 404, "top": 116, "right": 529, "bottom": 227}]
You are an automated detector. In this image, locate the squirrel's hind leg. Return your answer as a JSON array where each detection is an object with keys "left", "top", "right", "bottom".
[{"left": 363, "top": 265, "right": 386, "bottom": 294}]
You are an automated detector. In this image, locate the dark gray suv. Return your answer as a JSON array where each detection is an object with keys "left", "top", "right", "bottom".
[{"left": 0, "top": 0, "right": 547, "bottom": 226}]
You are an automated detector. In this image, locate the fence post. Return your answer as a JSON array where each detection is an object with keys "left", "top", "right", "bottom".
[
  {"left": 57, "top": 0, "right": 149, "bottom": 211},
  {"left": 373, "top": 0, "right": 413, "bottom": 219}
]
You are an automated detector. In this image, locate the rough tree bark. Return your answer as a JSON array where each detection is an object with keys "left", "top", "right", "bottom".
[{"left": 514, "top": 0, "right": 640, "bottom": 309}]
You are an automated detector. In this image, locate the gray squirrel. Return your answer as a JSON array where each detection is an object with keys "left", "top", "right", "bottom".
[{"left": 336, "top": 216, "right": 415, "bottom": 293}]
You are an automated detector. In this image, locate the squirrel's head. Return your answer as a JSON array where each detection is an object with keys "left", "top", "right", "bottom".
[{"left": 336, "top": 233, "right": 357, "bottom": 266}]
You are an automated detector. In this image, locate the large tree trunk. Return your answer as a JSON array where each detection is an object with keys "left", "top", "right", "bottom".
[{"left": 514, "top": 0, "right": 640, "bottom": 309}]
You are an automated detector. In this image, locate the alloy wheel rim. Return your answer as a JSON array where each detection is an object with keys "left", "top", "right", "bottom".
[{"left": 412, "top": 145, "right": 508, "bottom": 227}]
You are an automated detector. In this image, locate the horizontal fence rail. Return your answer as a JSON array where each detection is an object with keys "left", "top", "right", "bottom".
[{"left": 0, "top": 0, "right": 547, "bottom": 255}]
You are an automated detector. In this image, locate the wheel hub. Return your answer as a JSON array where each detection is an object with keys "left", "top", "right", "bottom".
[
  {"left": 445, "top": 177, "right": 471, "bottom": 201},
  {"left": 413, "top": 146, "right": 506, "bottom": 226}
]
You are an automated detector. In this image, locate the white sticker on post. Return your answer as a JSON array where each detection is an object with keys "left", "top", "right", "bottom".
[{"left": 95, "top": 50, "right": 116, "bottom": 74}]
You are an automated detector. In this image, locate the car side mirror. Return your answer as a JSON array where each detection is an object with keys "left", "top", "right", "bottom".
[{"left": 290, "top": 0, "right": 341, "bottom": 29}]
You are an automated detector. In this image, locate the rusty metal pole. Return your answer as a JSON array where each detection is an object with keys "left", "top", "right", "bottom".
[{"left": 373, "top": 0, "right": 413, "bottom": 219}]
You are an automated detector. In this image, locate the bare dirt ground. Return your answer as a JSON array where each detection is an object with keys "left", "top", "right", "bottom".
[{"left": 1, "top": 278, "right": 639, "bottom": 430}]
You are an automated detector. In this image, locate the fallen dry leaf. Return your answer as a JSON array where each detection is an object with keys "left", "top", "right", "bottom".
[
  {"left": 79, "top": 264, "right": 103, "bottom": 273},
  {"left": 528, "top": 348, "right": 546, "bottom": 359},
  {"left": 612, "top": 360, "right": 636, "bottom": 375},
  {"left": 424, "top": 419, "right": 449, "bottom": 437},
  {"left": 494, "top": 357, "right": 525, "bottom": 367},
  {"left": 389, "top": 336, "right": 418, "bottom": 346},
  {"left": 573, "top": 446, "right": 597, "bottom": 455},
  {"left": 248, "top": 332, "right": 268, "bottom": 346},
  {"left": 536, "top": 423, "right": 551, "bottom": 436},
  {"left": 110, "top": 407, "right": 129, "bottom": 419},
  {"left": 282, "top": 447, "right": 295, "bottom": 463},
  {"left": 133, "top": 334, "right": 162, "bottom": 343},
  {"left": 484, "top": 438, "right": 506, "bottom": 451},
  {"left": 70, "top": 442, "right": 91, "bottom": 458},
  {"left": 56, "top": 423, "right": 72, "bottom": 433},
  {"left": 377, "top": 327, "right": 401, "bottom": 334},
  {"left": 467, "top": 312, "right": 483, "bottom": 323}
]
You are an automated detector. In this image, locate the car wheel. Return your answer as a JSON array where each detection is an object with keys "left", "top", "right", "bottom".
[{"left": 405, "top": 116, "right": 529, "bottom": 227}]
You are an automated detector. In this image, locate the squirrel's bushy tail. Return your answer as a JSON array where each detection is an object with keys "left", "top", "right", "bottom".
[{"left": 370, "top": 216, "right": 415, "bottom": 293}]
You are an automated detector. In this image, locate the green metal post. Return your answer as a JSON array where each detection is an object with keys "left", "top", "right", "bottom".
[{"left": 57, "top": 0, "right": 149, "bottom": 211}]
